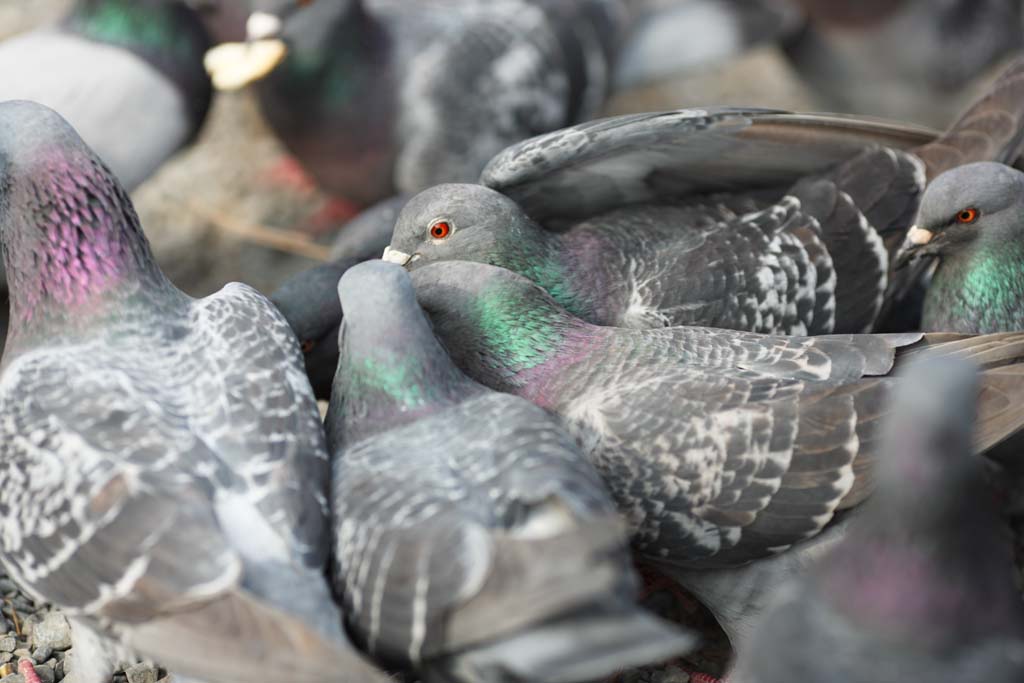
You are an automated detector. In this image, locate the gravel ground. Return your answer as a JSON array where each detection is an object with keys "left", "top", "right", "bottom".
[{"left": 2, "top": 2, "right": 1022, "bottom": 682}]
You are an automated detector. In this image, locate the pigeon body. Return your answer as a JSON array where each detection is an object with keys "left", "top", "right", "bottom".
[
  {"left": 407, "top": 261, "right": 1024, "bottom": 647},
  {"left": 0, "top": 101, "right": 387, "bottom": 683},
  {"left": 326, "top": 261, "right": 693, "bottom": 682},
  {"left": 731, "top": 357, "right": 1024, "bottom": 683},
  {"left": 0, "top": 0, "right": 213, "bottom": 191},
  {"left": 409, "top": 260, "right": 906, "bottom": 569},
  {"left": 206, "top": 0, "right": 627, "bottom": 207},
  {"left": 386, "top": 108, "right": 931, "bottom": 335},
  {"left": 783, "top": 0, "right": 1024, "bottom": 128},
  {"left": 896, "top": 162, "right": 1024, "bottom": 333}
]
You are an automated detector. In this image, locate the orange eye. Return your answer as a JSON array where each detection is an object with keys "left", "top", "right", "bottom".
[
  {"left": 429, "top": 220, "right": 452, "bottom": 239},
  {"left": 301, "top": 340, "right": 315, "bottom": 353},
  {"left": 956, "top": 208, "right": 979, "bottom": 224}
]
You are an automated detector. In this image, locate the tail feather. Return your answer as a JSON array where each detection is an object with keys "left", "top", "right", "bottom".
[{"left": 430, "top": 601, "right": 696, "bottom": 683}]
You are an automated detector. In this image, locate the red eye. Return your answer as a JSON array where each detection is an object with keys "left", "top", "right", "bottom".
[
  {"left": 429, "top": 221, "right": 452, "bottom": 239},
  {"left": 956, "top": 208, "right": 979, "bottom": 224},
  {"left": 301, "top": 340, "right": 315, "bottom": 353}
]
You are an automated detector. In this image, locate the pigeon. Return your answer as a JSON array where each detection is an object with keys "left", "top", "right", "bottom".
[
  {"left": 326, "top": 260, "right": 694, "bottom": 683},
  {"left": 730, "top": 356, "right": 1024, "bottom": 683},
  {"left": 202, "top": 0, "right": 628, "bottom": 208},
  {"left": 877, "top": 54, "right": 1024, "bottom": 330},
  {"left": 782, "top": 0, "right": 1024, "bottom": 128},
  {"left": 271, "top": 258, "right": 357, "bottom": 400},
  {"left": 0, "top": 0, "right": 213, "bottom": 192},
  {"left": 894, "top": 162, "right": 1024, "bottom": 333},
  {"left": 407, "top": 261, "right": 1024, "bottom": 649},
  {"left": 0, "top": 101, "right": 389, "bottom": 683},
  {"left": 385, "top": 107, "right": 933, "bottom": 335}
]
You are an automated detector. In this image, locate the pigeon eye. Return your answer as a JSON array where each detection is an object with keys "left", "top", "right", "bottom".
[
  {"left": 429, "top": 220, "right": 452, "bottom": 240},
  {"left": 956, "top": 208, "right": 979, "bottom": 224},
  {"left": 300, "top": 340, "right": 315, "bottom": 353}
]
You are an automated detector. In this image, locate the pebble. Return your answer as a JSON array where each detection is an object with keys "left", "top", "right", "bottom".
[
  {"left": 30, "top": 648, "right": 50, "bottom": 665},
  {"left": 0, "top": 581, "right": 17, "bottom": 596},
  {"left": 0, "top": 675, "right": 22, "bottom": 683},
  {"left": 124, "top": 663, "right": 159, "bottom": 683},
  {"left": 654, "top": 666, "right": 691, "bottom": 683},
  {"left": 0, "top": 639, "right": 14, "bottom": 654},
  {"left": 32, "top": 663, "right": 55, "bottom": 683},
  {"left": 10, "top": 652, "right": 28, "bottom": 663},
  {"left": 0, "top": 655, "right": 10, "bottom": 665},
  {"left": 28, "top": 615, "right": 70, "bottom": 652}
]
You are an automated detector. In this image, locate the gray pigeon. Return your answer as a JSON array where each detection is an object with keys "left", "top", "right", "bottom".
[
  {"left": 0, "top": 0, "right": 213, "bottom": 191},
  {"left": 895, "top": 162, "right": 1024, "bottom": 333},
  {"left": 385, "top": 107, "right": 932, "bottom": 335},
  {"left": 326, "top": 260, "right": 694, "bottom": 683},
  {"left": 407, "top": 261, "right": 1024, "bottom": 650},
  {"left": 203, "top": 0, "right": 627, "bottom": 208},
  {"left": 0, "top": 101, "right": 388, "bottom": 683},
  {"left": 730, "top": 356, "right": 1024, "bottom": 683},
  {"left": 782, "top": 0, "right": 1024, "bottom": 128}
]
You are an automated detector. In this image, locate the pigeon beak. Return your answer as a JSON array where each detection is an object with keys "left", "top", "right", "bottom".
[
  {"left": 204, "top": 36, "right": 288, "bottom": 91},
  {"left": 381, "top": 247, "right": 418, "bottom": 267},
  {"left": 246, "top": 12, "right": 283, "bottom": 41},
  {"left": 893, "top": 225, "right": 937, "bottom": 270}
]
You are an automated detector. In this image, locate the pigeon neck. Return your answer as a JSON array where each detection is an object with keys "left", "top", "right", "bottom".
[
  {"left": 64, "top": 0, "right": 212, "bottom": 133},
  {"left": 439, "top": 279, "right": 598, "bottom": 405},
  {"left": 925, "top": 241, "right": 1024, "bottom": 332},
  {"left": 504, "top": 231, "right": 608, "bottom": 325},
  {"left": 2, "top": 152, "right": 174, "bottom": 349},
  {"left": 332, "top": 316, "right": 480, "bottom": 447}
]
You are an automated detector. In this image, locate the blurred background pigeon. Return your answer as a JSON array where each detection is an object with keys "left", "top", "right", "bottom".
[
  {"left": 782, "top": 0, "right": 1024, "bottom": 128},
  {"left": 0, "top": 0, "right": 213, "bottom": 191},
  {"left": 204, "top": 0, "right": 629, "bottom": 214},
  {"left": 731, "top": 356, "right": 1024, "bottom": 682}
]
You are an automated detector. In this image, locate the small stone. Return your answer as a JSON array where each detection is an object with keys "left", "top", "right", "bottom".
[
  {"left": 0, "top": 655, "right": 10, "bottom": 664},
  {"left": 0, "top": 675, "right": 24, "bottom": 683},
  {"left": 652, "top": 666, "right": 690, "bottom": 683},
  {"left": 32, "top": 664, "right": 55, "bottom": 683},
  {"left": 0, "top": 639, "right": 14, "bottom": 654},
  {"left": 10, "top": 651, "right": 29, "bottom": 662},
  {"left": 0, "top": 580, "right": 17, "bottom": 595},
  {"left": 28, "top": 614, "right": 70, "bottom": 652},
  {"left": 30, "top": 648, "right": 50, "bottom": 665},
  {"left": 52, "top": 660, "right": 62, "bottom": 682},
  {"left": 124, "top": 663, "right": 159, "bottom": 683},
  {"left": 0, "top": 664, "right": 12, "bottom": 678}
]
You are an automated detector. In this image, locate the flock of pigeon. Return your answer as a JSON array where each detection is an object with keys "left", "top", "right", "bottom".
[{"left": 3, "top": 1, "right": 1024, "bottom": 683}]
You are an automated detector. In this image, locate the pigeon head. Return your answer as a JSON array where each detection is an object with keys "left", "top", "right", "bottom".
[
  {"left": 385, "top": 184, "right": 551, "bottom": 274},
  {"left": 410, "top": 260, "right": 588, "bottom": 394},
  {"left": 819, "top": 356, "right": 1023, "bottom": 644},
  {"left": 329, "top": 260, "right": 479, "bottom": 447},
  {"left": 896, "top": 162, "right": 1024, "bottom": 269},
  {"left": 271, "top": 259, "right": 355, "bottom": 400},
  {"left": 0, "top": 101, "right": 166, "bottom": 336},
  {"left": 66, "top": 0, "right": 213, "bottom": 130},
  {"left": 206, "top": 0, "right": 361, "bottom": 91}
]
